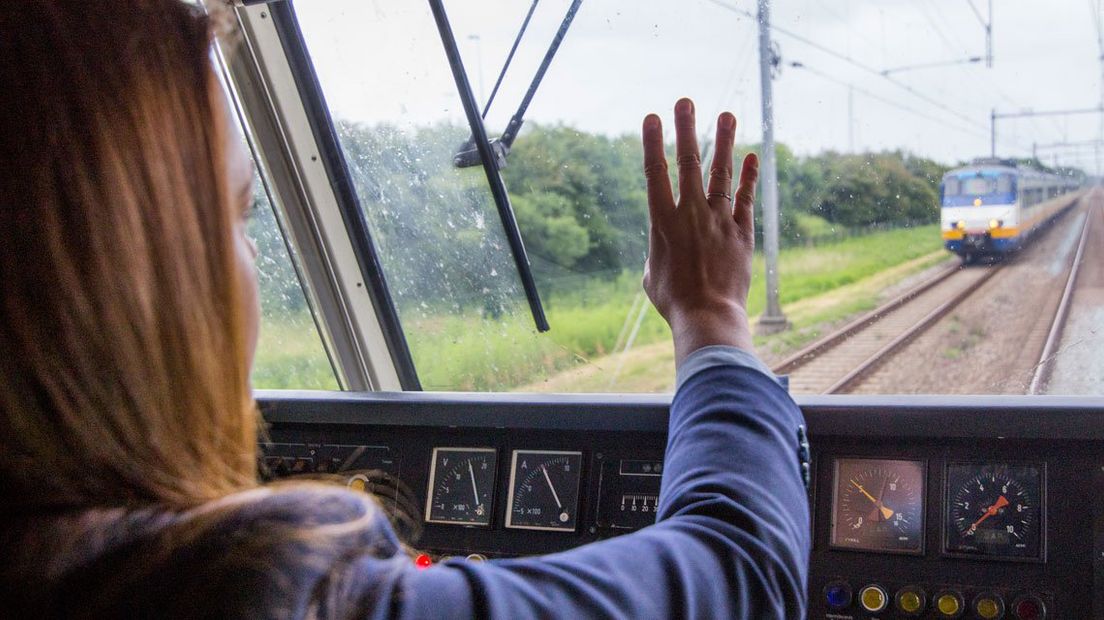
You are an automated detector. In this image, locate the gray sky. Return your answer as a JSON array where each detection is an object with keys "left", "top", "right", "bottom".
[{"left": 295, "top": 0, "right": 1103, "bottom": 170}]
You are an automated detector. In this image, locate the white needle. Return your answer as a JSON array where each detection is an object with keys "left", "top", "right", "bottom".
[
  {"left": 468, "top": 460, "right": 480, "bottom": 507},
  {"left": 541, "top": 465, "right": 563, "bottom": 510}
]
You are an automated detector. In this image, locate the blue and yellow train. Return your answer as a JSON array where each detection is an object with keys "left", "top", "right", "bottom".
[{"left": 941, "top": 159, "right": 1081, "bottom": 261}]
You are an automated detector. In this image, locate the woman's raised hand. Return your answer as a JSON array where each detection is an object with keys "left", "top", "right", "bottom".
[{"left": 641, "top": 98, "right": 759, "bottom": 364}]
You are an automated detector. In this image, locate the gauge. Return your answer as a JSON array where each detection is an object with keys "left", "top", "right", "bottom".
[
  {"left": 505, "top": 450, "right": 583, "bottom": 531},
  {"left": 830, "top": 458, "right": 925, "bottom": 554},
  {"left": 425, "top": 448, "right": 497, "bottom": 526},
  {"left": 944, "top": 462, "right": 1044, "bottom": 560}
]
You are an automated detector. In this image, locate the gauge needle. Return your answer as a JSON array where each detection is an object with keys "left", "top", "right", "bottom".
[
  {"left": 969, "top": 495, "right": 1009, "bottom": 532},
  {"left": 468, "top": 461, "right": 480, "bottom": 508},
  {"left": 541, "top": 465, "right": 563, "bottom": 510},
  {"left": 851, "top": 479, "right": 894, "bottom": 520}
]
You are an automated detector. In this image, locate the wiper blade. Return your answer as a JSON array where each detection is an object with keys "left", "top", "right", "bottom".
[{"left": 454, "top": 0, "right": 584, "bottom": 168}]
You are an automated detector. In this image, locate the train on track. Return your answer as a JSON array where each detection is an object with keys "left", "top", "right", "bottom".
[{"left": 940, "top": 158, "right": 1081, "bottom": 261}]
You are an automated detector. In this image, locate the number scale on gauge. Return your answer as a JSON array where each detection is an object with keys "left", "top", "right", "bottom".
[
  {"left": 505, "top": 450, "right": 583, "bottom": 532},
  {"left": 425, "top": 448, "right": 497, "bottom": 526},
  {"left": 944, "top": 462, "right": 1044, "bottom": 560}
]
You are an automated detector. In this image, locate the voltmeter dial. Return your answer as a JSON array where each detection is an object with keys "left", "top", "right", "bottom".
[
  {"left": 830, "top": 458, "right": 925, "bottom": 554},
  {"left": 506, "top": 450, "right": 583, "bottom": 531},
  {"left": 944, "top": 462, "right": 1044, "bottom": 560},
  {"left": 425, "top": 448, "right": 497, "bottom": 526}
]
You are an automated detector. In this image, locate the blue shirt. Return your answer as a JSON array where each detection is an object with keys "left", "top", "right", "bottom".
[{"left": 375, "top": 347, "right": 811, "bottom": 618}]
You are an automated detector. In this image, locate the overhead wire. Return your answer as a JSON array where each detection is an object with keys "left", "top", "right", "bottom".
[
  {"left": 789, "top": 61, "right": 990, "bottom": 142},
  {"left": 703, "top": 0, "right": 992, "bottom": 135}
]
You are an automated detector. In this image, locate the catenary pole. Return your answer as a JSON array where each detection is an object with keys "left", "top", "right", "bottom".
[{"left": 757, "top": 0, "right": 787, "bottom": 333}]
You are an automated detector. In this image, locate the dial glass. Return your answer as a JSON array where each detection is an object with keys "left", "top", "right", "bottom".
[
  {"left": 425, "top": 448, "right": 497, "bottom": 526},
  {"left": 944, "top": 462, "right": 1044, "bottom": 560},
  {"left": 506, "top": 450, "right": 583, "bottom": 532},
  {"left": 830, "top": 458, "right": 925, "bottom": 554}
]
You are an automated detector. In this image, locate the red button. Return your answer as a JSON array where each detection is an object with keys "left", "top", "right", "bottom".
[
  {"left": 1014, "top": 596, "right": 1045, "bottom": 620},
  {"left": 415, "top": 553, "right": 433, "bottom": 570}
]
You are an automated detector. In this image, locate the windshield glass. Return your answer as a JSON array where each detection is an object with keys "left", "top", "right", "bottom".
[{"left": 291, "top": 0, "right": 1103, "bottom": 396}]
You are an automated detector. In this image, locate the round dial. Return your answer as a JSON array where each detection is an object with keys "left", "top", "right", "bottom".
[
  {"left": 506, "top": 450, "right": 583, "bottom": 531},
  {"left": 425, "top": 448, "right": 497, "bottom": 526},
  {"left": 944, "top": 463, "right": 1043, "bottom": 559},
  {"left": 831, "top": 458, "right": 925, "bottom": 553}
]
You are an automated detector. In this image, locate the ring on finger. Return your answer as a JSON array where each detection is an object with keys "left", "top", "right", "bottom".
[{"left": 706, "top": 191, "right": 733, "bottom": 201}]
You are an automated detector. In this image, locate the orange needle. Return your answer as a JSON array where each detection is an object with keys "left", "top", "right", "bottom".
[
  {"left": 850, "top": 480, "right": 895, "bottom": 520},
  {"left": 969, "top": 495, "right": 1009, "bottom": 532}
]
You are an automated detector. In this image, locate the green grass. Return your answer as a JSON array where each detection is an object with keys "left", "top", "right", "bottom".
[
  {"left": 402, "top": 224, "right": 943, "bottom": 391},
  {"left": 251, "top": 225, "right": 945, "bottom": 391},
  {"left": 252, "top": 312, "right": 340, "bottom": 390},
  {"left": 793, "top": 212, "right": 836, "bottom": 237}
]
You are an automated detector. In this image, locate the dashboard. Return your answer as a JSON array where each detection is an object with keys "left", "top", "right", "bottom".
[{"left": 257, "top": 391, "right": 1104, "bottom": 619}]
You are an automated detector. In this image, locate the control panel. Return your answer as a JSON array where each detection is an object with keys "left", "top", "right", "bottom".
[
  {"left": 809, "top": 438, "right": 1100, "bottom": 619},
  {"left": 257, "top": 393, "right": 1104, "bottom": 617}
]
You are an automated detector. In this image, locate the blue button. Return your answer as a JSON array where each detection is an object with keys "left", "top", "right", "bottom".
[{"left": 825, "top": 582, "right": 852, "bottom": 609}]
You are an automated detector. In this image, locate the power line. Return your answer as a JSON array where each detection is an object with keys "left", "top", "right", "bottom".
[
  {"left": 704, "top": 0, "right": 991, "bottom": 133},
  {"left": 789, "top": 61, "right": 989, "bottom": 141},
  {"left": 917, "top": 0, "right": 969, "bottom": 57}
]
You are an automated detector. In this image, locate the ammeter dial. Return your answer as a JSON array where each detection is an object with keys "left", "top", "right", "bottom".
[
  {"left": 944, "top": 462, "right": 1043, "bottom": 560},
  {"left": 506, "top": 450, "right": 583, "bottom": 531},
  {"left": 830, "top": 458, "right": 925, "bottom": 553},
  {"left": 425, "top": 448, "right": 497, "bottom": 526}
]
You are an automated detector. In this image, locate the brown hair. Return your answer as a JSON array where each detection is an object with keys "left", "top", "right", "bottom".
[
  {"left": 0, "top": 5, "right": 420, "bottom": 616},
  {"left": 0, "top": 0, "right": 256, "bottom": 510}
]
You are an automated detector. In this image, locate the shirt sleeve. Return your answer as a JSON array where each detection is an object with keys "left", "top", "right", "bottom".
[
  {"left": 376, "top": 363, "right": 811, "bottom": 620},
  {"left": 675, "top": 345, "right": 782, "bottom": 391}
]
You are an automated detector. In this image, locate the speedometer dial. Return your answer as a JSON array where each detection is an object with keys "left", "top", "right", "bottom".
[
  {"left": 944, "top": 462, "right": 1044, "bottom": 560},
  {"left": 830, "top": 458, "right": 925, "bottom": 554},
  {"left": 425, "top": 448, "right": 497, "bottom": 526}
]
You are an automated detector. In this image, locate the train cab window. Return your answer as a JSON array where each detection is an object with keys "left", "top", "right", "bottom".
[
  {"left": 220, "top": 66, "right": 340, "bottom": 390},
  {"left": 269, "top": 1, "right": 1102, "bottom": 397}
]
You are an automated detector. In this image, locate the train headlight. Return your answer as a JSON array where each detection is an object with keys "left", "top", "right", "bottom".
[
  {"left": 989, "top": 219, "right": 1000, "bottom": 229},
  {"left": 956, "top": 220, "right": 966, "bottom": 230},
  {"left": 973, "top": 198, "right": 983, "bottom": 207}
]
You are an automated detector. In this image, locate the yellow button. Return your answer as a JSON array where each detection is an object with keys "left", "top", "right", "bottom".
[
  {"left": 898, "top": 590, "right": 923, "bottom": 614},
  {"left": 937, "top": 593, "right": 962, "bottom": 617},
  {"left": 860, "top": 585, "right": 888, "bottom": 612},
  {"left": 347, "top": 475, "right": 367, "bottom": 492},
  {"left": 976, "top": 597, "right": 1002, "bottom": 619}
]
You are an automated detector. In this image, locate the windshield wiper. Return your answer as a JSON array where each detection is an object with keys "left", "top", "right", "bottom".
[
  {"left": 430, "top": 0, "right": 556, "bottom": 332},
  {"left": 453, "top": 0, "right": 584, "bottom": 168}
]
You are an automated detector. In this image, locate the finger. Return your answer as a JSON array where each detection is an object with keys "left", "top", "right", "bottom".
[
  {"left": 673, "top": 98, "right": 705, "bottom": 204},
  {"left": 707, "top": 112, "right": 736, "bottom": 211},
  {"left": 733, "top": 153, "right": 759, "bottom": 238},
  {"left": 642, "top": 113, "right": 675, "bottom": 223}
]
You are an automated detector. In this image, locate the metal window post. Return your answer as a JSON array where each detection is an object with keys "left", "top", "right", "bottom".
[{"left": 757, "top": 0, "right": 788, "bottom": 333}]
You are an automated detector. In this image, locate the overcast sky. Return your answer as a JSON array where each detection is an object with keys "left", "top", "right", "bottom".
[{"left": 295, "top": 0, "right": 1104, "bottom": 170}]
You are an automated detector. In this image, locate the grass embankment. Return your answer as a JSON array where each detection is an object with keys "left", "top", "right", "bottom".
[
  {"left": 249, "top": 225, "right": 947, "bottom": 391},
  {"left": 252, "top": 312, "right": 340, "bottom": 390},
  {"left": 403, "top": 224, "right": 946, "bottom": 392}
]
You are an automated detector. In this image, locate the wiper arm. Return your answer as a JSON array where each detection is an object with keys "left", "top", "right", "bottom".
[
  {"left": 482, "top": 0, "right": 540, "bottom": 120},
  {"left": 454, "top": 0, "right": 585, "bottom": 168},
  {"left": 430, "top": 0, "right": 550, "bottom": 332}
]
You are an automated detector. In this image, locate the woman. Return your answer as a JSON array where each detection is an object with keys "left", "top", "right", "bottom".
[{"left": 0, "top": 1, "right": 809, "bottom": 618}]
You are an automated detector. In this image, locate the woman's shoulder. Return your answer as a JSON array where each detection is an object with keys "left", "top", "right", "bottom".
[{"left": 6, "top": 484, "right": 410, "bottom": 619}]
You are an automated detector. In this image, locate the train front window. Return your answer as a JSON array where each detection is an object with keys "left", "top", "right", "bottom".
[
  {"left": 280, "top": 1, "right": 1101, "bottom": 396},
  {"left": 960, "top": 177, "right": 994, "bottom": 196}
]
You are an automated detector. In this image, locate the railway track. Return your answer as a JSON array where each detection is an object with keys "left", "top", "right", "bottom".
[
  {"left": 1028, "top": 195, "right": 1097, "bottom": 394},
  {"left": 772, "top": 193, "right": 1089, "bottom": 395},
  {"left": 773, "top": 261, "right": 1002, "bottom": 394}
]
